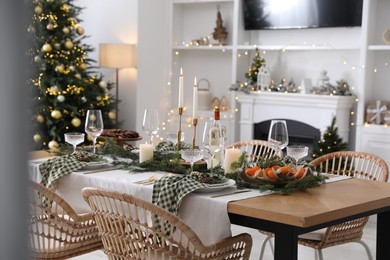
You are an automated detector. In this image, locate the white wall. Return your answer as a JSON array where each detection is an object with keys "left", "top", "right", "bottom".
[{"left": 77, "top": 0, "right": 138, "bottom": 131}]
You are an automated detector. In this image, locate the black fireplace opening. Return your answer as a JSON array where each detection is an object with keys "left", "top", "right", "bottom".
[{"left": 254, "top": 119, "right": 321, "bottom": 160}]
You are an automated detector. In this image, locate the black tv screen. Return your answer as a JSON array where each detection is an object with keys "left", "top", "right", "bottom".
[{"left": 243, "top": 0, "right": 363, "bottom": 30}]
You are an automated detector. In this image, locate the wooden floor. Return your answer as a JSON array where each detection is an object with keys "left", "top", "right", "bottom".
[{"left": 70, "top": 217, "right": 376, "bottom": 260}]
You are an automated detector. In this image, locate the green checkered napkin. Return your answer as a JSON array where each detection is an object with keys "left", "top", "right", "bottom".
[
  {"left": 152, "top": 175, "right": 208, "bottom": 234},
  {"left": 39, "top": 153, "right": 88, "bottom": 189}
]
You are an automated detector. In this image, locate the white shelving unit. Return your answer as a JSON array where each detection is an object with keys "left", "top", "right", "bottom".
[{"left": 168, "top": 0, "right": 390, "bottom": 166}]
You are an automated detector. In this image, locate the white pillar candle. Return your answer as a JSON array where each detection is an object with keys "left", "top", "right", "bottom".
[
  {"left": 139, "top": 143, "right": 154, "bottom": 163},
  {"left": 178, "top": 68, "right": 184, "bottom": 108},
  {"left": 192, "top": 77, "right": 198, "bottom": 119},
  {"left": 223, "top": 147, "right": 241, "bottom": 174}
]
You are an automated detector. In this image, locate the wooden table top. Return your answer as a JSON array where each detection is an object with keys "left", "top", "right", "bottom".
[{"left": 228, "top": 178, "right": 390, "bottom": 227}]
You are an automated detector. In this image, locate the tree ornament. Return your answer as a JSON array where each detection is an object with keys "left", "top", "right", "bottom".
[
  {"left": 33, "top": 133, "right": 42, "bottom": 143},
  {"left": 51, "top": 110, "right": 62, "bottom": 119},
  {"left": 46, "top": 23, "right": 54, "bottom": 30},
  {"left": 65, "top": 40, "right": 74, "bottom": 49},
  {"left": 55, "top": 64, "right": 64, "bottom": 73},
  {"left": 36, "top": 114, "right": 45, "bottom": 123},
  {"left": 81, "top": 96, "right": 87, "bottom": 102},
  {"left": 42, "top": 43, "right": 52, "bottom": 53},
  {"left": 50, "top": 85, "right": 59, "bottom": 92},
  {"left": 57, "top": 95, "right": 65, "bottom": 102},
  {"left": 99, "top": 80, "right": 107, "bottom": 88},
  {"left": 69, "top": 65, "right": 75, "bottom": 71},
  {"left": 34, "top": 56, "right": 41, "bottom": 63},
  {"left": 34, "top": 6, "right": 42, "bottom": 15},
  {"left": 27, "top": 25, "right": 36, "bottom": 34},
  {"left": 62, "top": 27, "right": 70, "bottom": 34},
  {"left": 48, "top": 140, "right": 59, "bottom": 150},
  {"left": 71, "top": 117, "right": 81, "bottom": 127},
  {"left": 76, "top": 26, "right": 85, "bottom": 35},
  {"left": 108, "top": 111, "right": 116, "bottom": 120},
  {"left": 54, "top": 43, "right": 61, "bottom": 49},
  {"left": 96, "top": 96, "right": 102, "bottom": 101},
  {"left": 86, "top": 135, "right": 93, "bottom": 142},
  {"left": 78, "top": 63, "right": 87, "bottom": 70},
  {"left": 75, "top": 73, "right": 81, "bottom": 79}
]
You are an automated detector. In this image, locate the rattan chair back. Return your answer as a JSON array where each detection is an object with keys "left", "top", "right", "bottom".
[
  {"left": 82, "top": 187, "right": 252, "bottom": 260},
  {"left": 226, "top": 139, "right": 282, "bottom": 163},
  {"left": 28, "top": 181, "right": 102, "bottom": 259}
]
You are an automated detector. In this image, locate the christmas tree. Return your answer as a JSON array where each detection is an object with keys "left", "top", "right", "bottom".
[
  {"left": 311, "top": 117, "right": 348, "bottom": 159},
  {"left": 28, "top": 0, "right": 118, "bottom": 150},
  {"left": 245, "top": 48, "right": 266, "bottom": 86}
]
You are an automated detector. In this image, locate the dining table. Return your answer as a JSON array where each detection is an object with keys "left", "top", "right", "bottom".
[{"left": 28, "top": 151, "right": 390, "bottom": 260}]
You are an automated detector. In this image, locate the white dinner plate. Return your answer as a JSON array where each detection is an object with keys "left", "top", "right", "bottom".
[
  {"left": 83, "top": 157, "right": 113, "bottom": 169},
  {"left": 194, "top": 179, "right": 236, "bottom": 193}
]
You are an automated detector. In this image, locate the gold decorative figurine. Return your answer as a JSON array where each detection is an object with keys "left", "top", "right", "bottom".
[{"left": 212, "top": 4, "right": 228, "bottom": 45}]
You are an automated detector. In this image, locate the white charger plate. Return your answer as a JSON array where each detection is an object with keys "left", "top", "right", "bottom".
[{"left": 195, "top": 179, "right": 236, "bottom": 193}]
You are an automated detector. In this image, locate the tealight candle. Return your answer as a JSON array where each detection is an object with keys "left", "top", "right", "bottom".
[
  {"left": 139, "top": 143, "right": 154, "bottom": 163},
  {"left": 223, "top": 147, "right": 241, "bottom": 174}
]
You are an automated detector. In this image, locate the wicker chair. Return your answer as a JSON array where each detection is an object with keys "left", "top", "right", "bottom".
[
  {"left": 259, "top": 151, "right": 389, "bottom": 260},
  {"left": 226, "top": 139, "right": 282, "bottom": 162},
  {"left": 28, "top": 181, "right": 103, "bottom": 259},
  {"left": 82, "top": 187, "right": 253, "bottom": 260}
]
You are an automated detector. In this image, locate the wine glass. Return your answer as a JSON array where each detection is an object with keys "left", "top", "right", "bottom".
[
  {"left": 85, "top": 110, "right": 104, "bottom": 154},
  {"left": 268, "top": 120, "right": 289, "bottom": 156},
  {"left": 167, "top": 132, "right": 185, "bottom": 145},
  {"left": 202, "top": 119, "right": 223, "bottom": 173},
  {"left": 287, "top": 145, "right": 309, "bottom": 166},
  {"left": 180, "top": 149, "right": 203, "bottom": 172},
  {"left": 142, "top": 109, "right": 160, "bottom": 144},
  {"left": 64, "top": 132, "right": 85, "bottom": 153}
]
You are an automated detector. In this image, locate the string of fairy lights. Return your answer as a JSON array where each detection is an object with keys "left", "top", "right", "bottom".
[{"left": 154, "top": 42, "right": 389, "bottom": 142}]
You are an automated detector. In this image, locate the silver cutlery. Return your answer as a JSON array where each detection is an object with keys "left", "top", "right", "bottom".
[
  {"left": 81, "top": 166, "right": 118, "bottom": 174},
  {"left": 210, "top": 189, "right": 251, "bottom": 198}
]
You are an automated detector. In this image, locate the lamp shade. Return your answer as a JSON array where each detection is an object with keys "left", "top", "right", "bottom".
[{"left": 99, "top": 43, "right": 137, "bottom": 68}]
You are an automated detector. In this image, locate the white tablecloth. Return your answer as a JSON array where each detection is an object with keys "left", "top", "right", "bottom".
[{"left": 28, "top": 158, "right": 263, "bottom": 246}]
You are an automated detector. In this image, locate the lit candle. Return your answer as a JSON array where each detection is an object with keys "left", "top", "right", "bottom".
[
  {"left": 139, "top": 143, "right": 154, "bottom": 163},
  {"left": 192, "top": 76, "right": 198, "bottom": 119},
  {"left": 178, "top": 68, "right": 184, "bottom": 108},
  {"left": 223, "top": 147, "right": 241, "bottom": 174}
]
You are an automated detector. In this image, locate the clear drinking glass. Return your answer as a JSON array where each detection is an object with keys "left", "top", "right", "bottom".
[
  {"left": 180, "top": 149, "right": 203, "bottom": 171},
  {"left": 64, "top": 132, "right": 85, "bottom": 153},
  {"left": 142, "top": 109, "right": 160, "bottom": 144},
  {"left": 202, "top": 119, "right": 223, "bottom": 172},
  {"left": 287, "top": 145, "right": 309, "bottom": 166},
  {"left": 268, "top": 120, "right": 289, "bottom": 156},
  {"left": 167, "top": 132, "right": 185, "bottom": 145},
  {"left": 85, "top": 110, "right": 104, "bottom": 154}
]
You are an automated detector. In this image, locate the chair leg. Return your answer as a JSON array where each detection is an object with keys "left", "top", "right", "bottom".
[
  {"left": 355, "top": 240, "right": 373, "bottom": 260},
  {"left": 317, "top": 249, "right": 324, "bottom": 260},
  {"left": 259, "top": 235, "right": 274, "bottom": 260}
]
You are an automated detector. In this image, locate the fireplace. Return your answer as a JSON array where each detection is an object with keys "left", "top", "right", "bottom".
[{"left": 236, "top": 92, "right": 355, "bottom": 149}]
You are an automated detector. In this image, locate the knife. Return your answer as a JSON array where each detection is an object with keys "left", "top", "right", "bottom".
[
  {"left": 210, "top": 189, "right": 251, "bottom": 198},
  {"left": 81, "top": 166, "right": 118, "bottom": 174}
]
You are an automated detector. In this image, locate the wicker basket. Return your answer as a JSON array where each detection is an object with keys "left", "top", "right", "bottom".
[{"left": 239, "top": 165, "right": 313, "bottom": 185}]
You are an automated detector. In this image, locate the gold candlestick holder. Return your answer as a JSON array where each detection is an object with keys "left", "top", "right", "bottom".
[
  {"left": 177, "top": 107, "right": 183, "bottom": 151},
  {"left": 192, "top": 118, "right": 198, "bottom": 149}
]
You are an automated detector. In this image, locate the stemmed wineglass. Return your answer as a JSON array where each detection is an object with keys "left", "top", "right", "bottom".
[
  {"left": 85, "top": 110, "right": 104, "bottom": 154},
  {"left": 287, "top": 145, "right": 309, "bottom": 166},
  {"left": 180, "top": 149, "right": 203, "bottom": 172},
  {"left": 202, "top": 119, "right": 223, "bottom": 173},
  {"left": 64, "top": 132, "right": 85, "bottom": 153},
  {"left": 142, "top": 109, "right": 160, "bottom": 144},
  {"left": 268, "top": 120, "right": 289, "bottom": 156}
]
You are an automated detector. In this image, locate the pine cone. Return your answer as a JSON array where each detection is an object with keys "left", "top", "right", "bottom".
[{"left": 199, "top": 176, "right": 216, "bottom": 184}]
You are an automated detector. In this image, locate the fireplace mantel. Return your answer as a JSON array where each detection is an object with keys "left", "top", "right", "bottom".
[{"left": 236, "top": 92, "right": 355, "bottom": 142}]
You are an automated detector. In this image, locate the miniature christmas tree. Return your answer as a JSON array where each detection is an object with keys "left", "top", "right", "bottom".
[
  {"left": 245, "top": 48, "right": 266, "bottom": 87},
  {"left": 311, "top": 117, "right": 348, "bottom": 159},
  {"left": 28, "top": 0, "right": 118, "bottom": 150}
]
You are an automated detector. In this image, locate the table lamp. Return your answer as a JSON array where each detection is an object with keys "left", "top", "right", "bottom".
[{"left": 99, "top": 43, "right": 137, "bottom": 123}]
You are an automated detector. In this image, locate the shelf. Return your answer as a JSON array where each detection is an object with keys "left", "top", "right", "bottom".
[
  {"left": 173, "top": 0, "right": 233, "bottom": 4},
  {"left": 236, "top": 45, "right": 360, "bottom": 51},
  {"left": 172, "top": 45, "right": 233, "bottom": 51},
  {"left": 368, "top": 45, "right": 390, "bottom": 51},
  {"left": 358, "top": 124, "right": 390, "bottom": 134}
]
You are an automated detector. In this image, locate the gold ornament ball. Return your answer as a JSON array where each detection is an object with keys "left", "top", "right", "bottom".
[
  {"left": 46, "top": 24, "right": 54, "bottom": 30},
  {"left": 48, "top": 140, "right": 59, "bottom": 150},
  {"left": 33, "top": 133, "right": 42, "bottom": 143},
  {"left": 71, "top": 117, "right": 81, "bottom": 127},
  {"left": 42, "top": 43, "right": 52, "bottom": 53},
  {"left": 78, "top": 63, "right": 87, "bottom": 71},
  {"left": 34, "top": 6, "right": 42, "bottom": 15},
  {"left": 62, "top": 27, "right": 70, "bottom": 34},
  {"left": 76, "top": 26, "right": 85, "bottom": 35},
  {"left": 57, "top": 95, "right": 65, "bottom": 102},
  {"left": 75, "top": 73, "right": 81, "bottom": 79},
  {"left": 99, "top": 80, "right": 107, "bottom": 88},
  {"left": 108, "top": 111, "right": 116, "bottom": 120},
  {"left": 36, "top": 114, "right": 45, "bottom": 123},
  {"left": 65, "top": 40, "right": 74, "bottom": 50},
  {"left": 55, "top": 64, "right": 64, "bottom": 73},
  {"left": 54, "top": 43, "right": 61, "bottom": 49},
  {"left": 87, "top": 135, "right": 93, "bottom": 142},
  {"left": 34, "top": 56, "right": 41, "bottom": 63},
  {"left": 51, "top": 110, "right": 62, "bottom": 119}
]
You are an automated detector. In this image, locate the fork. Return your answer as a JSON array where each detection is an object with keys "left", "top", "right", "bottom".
[{"left": 133, "top": 175, "right": 157, "bottom": 184}]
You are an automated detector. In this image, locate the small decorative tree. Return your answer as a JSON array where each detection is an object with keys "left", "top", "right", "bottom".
[
  {"left": 311, "top": 116, "right": 348, "bottom": 159},
  {"left": 245, "top": 48, "right": 266, "bottom": 87}
]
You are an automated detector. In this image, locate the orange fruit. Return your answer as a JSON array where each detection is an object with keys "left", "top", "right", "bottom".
[
  {"left": 281, "top": 165, "right": 292, "bottom": 175},
  {"left": 265, "top": 168, "right": 275, "bottom": 179},
  {"left": 294, "top": 167, "right": 306, "bottom": 179},
  {"left": 272, "top": 165, "right": 281, "bottom": 171},
  {"left": 256, "top": 168, "right": 264, "bottom": 178},
  {"left": 245, "top": 165, "right": 260, "bottom": 176}
]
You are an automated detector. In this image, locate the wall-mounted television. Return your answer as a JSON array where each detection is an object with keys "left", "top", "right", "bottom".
[{"left": 243, "top": 0, "right": 363, "bottom": 30}]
